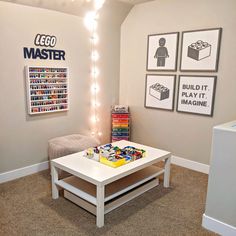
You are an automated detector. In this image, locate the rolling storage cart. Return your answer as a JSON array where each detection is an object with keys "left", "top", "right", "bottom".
[{"left": 111, "top": 105, "right": 130, "bottom": 142}]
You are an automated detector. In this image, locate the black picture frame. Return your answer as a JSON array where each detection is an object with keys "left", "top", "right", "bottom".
[
  {"left": 180, "top": 28, "right": 222, "bottom": 72},
  {"left": 144, "top": 74, "right": 176, "bottom": 111},
  {"left": 176, "top": 75, "right": 217, "bottom": 116},
  {"left": 146, "top": 32, "right": 179, "bottom": 72}
]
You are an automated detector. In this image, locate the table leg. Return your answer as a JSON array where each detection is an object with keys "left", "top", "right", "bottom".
[
  {"left": 51, "top": 165, "right": 59, "bottom": 199},
  {"left": 96, "top": 185, "right": 105, "bottom": 227},
  {"left": 163, "top": 156, "right": 171, "bottom": 188}
]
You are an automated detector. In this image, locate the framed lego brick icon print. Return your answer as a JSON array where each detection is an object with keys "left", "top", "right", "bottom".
[
  {"left": 145, "top": 74, "right": 176, "bottom": 111},
  {"left": 180, "top": 28, "right": 222, "bottom": 72},
  {"left": 146, "top": 32, "right": 179, "bottom": 71}
]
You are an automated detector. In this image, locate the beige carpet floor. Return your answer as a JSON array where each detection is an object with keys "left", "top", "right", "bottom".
[{"left": 0, "top": 164, "right": 216, "bottom": 236}]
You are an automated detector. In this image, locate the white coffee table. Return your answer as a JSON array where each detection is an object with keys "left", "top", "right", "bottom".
[{"left": 51, "top": 140, "right": 171, "bottom": 227}]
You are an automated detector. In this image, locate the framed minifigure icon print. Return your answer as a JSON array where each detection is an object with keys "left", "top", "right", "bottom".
[{"left": 146, "top": 32, "right": 179, "bottom": 71}]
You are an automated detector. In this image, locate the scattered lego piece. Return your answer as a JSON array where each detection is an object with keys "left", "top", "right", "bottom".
[{"left": 84, "top": 144, "right": 146, "bottom": 167}]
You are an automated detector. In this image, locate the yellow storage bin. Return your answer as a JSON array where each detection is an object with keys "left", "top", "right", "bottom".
[
  {"left": 112, "top": 123, "right": 129, "bottom": 127},
  {"left": 100, "top": 156, "right": 127, "bottom": 168}
]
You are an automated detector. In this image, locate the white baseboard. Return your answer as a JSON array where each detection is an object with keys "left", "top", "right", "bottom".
[
  {"left": 171, "top": 155, "right": 209, "bottom": 174},
  {"left": 202, "top": 214, "right": 236, "bottom": 236},
  {"left": 0, "top": 155, "right": 208, "bottom": 184},
  {"left": 0, "top": 161, "right": 49, "bottom": 184}
]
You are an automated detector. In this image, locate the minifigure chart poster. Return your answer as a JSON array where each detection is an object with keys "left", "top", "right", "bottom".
[
  {"left": 177, "top": 75, "right": 217, "bottom": 116},
  {"left": 145, "top": 74, "right": 176, "bottom": 111},
  {"left": 180, "top": 28, "right": 222, "bottom": 72},
  {"left": 146, "top": 32, "right": 179, "bottom": 71}
]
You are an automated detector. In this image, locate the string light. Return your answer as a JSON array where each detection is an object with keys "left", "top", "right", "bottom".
[
  {"left": 94, "top": 0, "right": 105, "bottom": 10},
  {"left": 91, "top": 115, "right": 100, "bottom": 123},
  {"left": 91, "top": 66, "right": 99, "bottom": 77},
  {"left": 92, "top": 100, "right": 100, "bottom": 107},
  {"left": 90, "top": 33, "right": 99, "bottom": 45},
  {"left": 84, "top": 0, "right": 105, "bottom": 138},
  {"left": 91, "top": 82, "right": 99, "bottom": 90},
  {"left": 91, "top": 50, "right": 99, "bottom": 61},
  {"left": 84, "top": 11, "right": 98, "bottom": 32}
]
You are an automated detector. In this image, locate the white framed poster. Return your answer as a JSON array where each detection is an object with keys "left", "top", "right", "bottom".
[
  {"left": 146, "top": 32, "right": 179, "bottom": 71},
  {"left": 145, "top": 74, "right": 176, "bottom": 111},
  {"left": 177, "top": 75, "right": 217, "bottom": 116},
  {"left": 180, "top": 28, "right": 222, "bottom": 72}
]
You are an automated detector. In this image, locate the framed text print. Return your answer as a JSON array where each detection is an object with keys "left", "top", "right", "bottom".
[
  {"left": 177, "top": 75, "right": 217, "bottom": 116},
  {"left": 145, "top": 74, "right": 176, "bottom": 111},
  {"left": 180, "top": 28, "right": 222, "bottom": 72},
  {"left": 146, "top": 32, "right": 179, "bottom": 71}
]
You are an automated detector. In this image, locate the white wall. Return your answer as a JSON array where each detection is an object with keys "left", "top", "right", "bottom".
[
  {"left": 0, "top": 1, "right": 131, "bottom": 173},
  {"left": 204, "top": 121, "right": 236, "bottom": 231},
  {"left": 120, "top": 0, "right": 236, "bottom": 165}
]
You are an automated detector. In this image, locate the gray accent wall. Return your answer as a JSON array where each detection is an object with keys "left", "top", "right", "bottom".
[
  {"left": 120, "top": 0, "right": 236, "bottom": 165},
  {"left": 0, "top": 1, "right": 131, "bottom": 173}
]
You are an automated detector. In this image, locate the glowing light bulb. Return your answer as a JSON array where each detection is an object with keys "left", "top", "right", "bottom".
[
  {"left": 91, "top": 115, "right": 96, "bottom": 123},
  {"left": 91, "top": 67, "right": 99, "bottom": 77},
  {"left": 91, "top": 83, "right": 100, "bottom": 94},
  {"left": 91, "top": 50, "right": 99, "bottom": 61},
  {"left": 90, "top": 33, "right": 99, "bottom": 44},
  {"left": 98, "top": 132, "right": 102, "bottom": 136},
  {"left": 91, "top": 115, "right": 99, "bottom": 123},
  {"left": 92, "top": 100, "right": 100, "bottom": 107},
  {"left": 94, "top": 0, "right": 105, "bottom": 10},
  {"left": 84, "top": 11, "right": 97, "bottom": 31}
]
